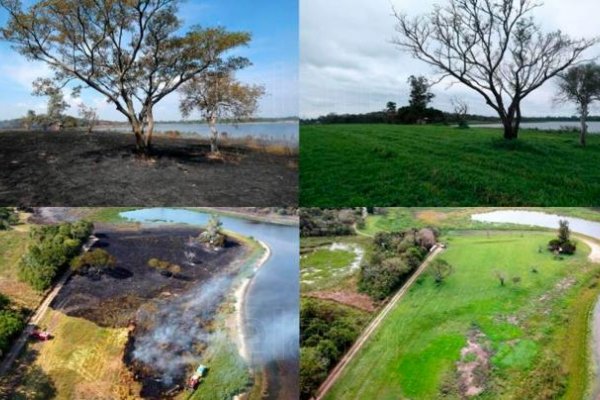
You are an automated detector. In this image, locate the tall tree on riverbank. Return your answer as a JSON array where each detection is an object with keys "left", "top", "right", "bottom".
[
  {"left": 394, "top": 0, "right": 597, "bottom": 140},
  {"left": 0, "top": 0, "right": 251, "bottom": 154},
  {"left": 179, "top": 71, "right": 265, "bottom": 153},
  {"left": 555, "top": 63, "right": 600, "bottom": 146}
]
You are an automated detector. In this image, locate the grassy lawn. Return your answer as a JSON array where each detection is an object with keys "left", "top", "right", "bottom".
[
  {"left": 325, "top": 232, "right": 600, "bottom": 400},
  {"left": 16, "top": 310, "right": 131, "bottom": 400},
  {"left": 300, "top": 124, "right": 600, "bottom": 206},
  {"left": 0, "top": 229, "right": 41, "bottom": 310}
]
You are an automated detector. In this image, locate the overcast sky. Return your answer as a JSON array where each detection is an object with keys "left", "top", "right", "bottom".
[
  {"left": 0, "top": 0, "right": 298, "bottom": 121},
  {"left": 300, "top": 0, "right": 600, "bottom": 118}
]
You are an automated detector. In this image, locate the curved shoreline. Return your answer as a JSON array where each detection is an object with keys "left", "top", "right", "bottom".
[{"left": 233, "top": 239, "right": 272, "bottom": 363}]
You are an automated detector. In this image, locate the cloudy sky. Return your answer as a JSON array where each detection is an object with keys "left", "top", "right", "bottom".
[
  {"left": 0, "top": 0, "right": 298, "bottom": 121},
  {"left": 300, "top": 0, "right": 600, "bottom": 118}
]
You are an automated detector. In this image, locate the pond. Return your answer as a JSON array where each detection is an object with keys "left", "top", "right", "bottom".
[{"left": 119, "top": 208, "right": 299, "bottom": 399}]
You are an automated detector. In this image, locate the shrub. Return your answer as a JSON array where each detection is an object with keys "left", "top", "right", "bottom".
[
  {"left": 197, "top": 215, "right": 226, "bottom": 248},
  {"left": 71, "top": 248, "right": 116, "bottom": 274},
  {"left": 548, "top": 220, "right": 576, "bottom": 255}
]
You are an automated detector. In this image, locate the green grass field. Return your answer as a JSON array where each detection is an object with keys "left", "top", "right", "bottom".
[
  {"left": 358, "top": 207, "right": 600, "bottom": 236},
  {"left": 0, "top": 228, "right": 42, "bottom": 310},
  {"left": 300, "top": 124, "right": 600, "bottom": 206},
  {"left": 324, "top": 232, "right": 600, "bottom": 400}
]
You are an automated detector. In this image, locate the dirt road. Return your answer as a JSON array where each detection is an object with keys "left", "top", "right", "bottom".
[
  {"left": 314, "top": 245, "right": 444, "bottom": 400},
  {"left": 0, "top": 235, "right": 97, "bottom": 376}
]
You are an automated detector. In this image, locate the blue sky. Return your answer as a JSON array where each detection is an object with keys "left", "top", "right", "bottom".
[{"left": 0, "top": 0, "right": 298, "bottom": 120}]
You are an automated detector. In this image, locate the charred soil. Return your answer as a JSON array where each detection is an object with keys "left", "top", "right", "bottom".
[
  {"left": 50, "top": 224, "right": 248, "bottom": 398},
  {"left": 0, "top": 130, "right": 297, "bottom": 206}
]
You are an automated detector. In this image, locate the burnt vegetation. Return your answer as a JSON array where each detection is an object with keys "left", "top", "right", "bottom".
[{"left": 49, "top": 225, "right": 246, "bottom": 398}]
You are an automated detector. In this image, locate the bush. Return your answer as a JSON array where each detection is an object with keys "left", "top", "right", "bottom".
[
  {"left": 548, "top": 220, "right": 576, "bottom": 255},
  {"left": 0, "top": 294, "right": 25, "bottom": 355},
  {"left": 147, "top": 258, "right": 181, "bottom": 276},
  {"left": 71, "top": 248, "right": 116, "bottom": 275},
  {"left": 300, "top": 298, "right": 368, "bottom": 400},
  {"left": 0, "top": 208, "right": 19, "bottom": 230}
]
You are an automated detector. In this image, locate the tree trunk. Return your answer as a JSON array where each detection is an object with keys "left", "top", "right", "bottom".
[
  {"left": 144, "top": 107, "right": 155, "bottom": 152},
  {"left": 209, "top": 115, "right": 219, "bottom": 153},
  {"left": 502, "top": 121, "right": 519, "bottom": 140},
  {"left": 132, "top": 123, "right": 146, "bottom": 153},
  {"left": 580, "top": 104, "right": 588, "bottom": 147}
]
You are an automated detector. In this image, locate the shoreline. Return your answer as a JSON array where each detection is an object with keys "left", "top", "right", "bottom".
[{"left": 233, "top": 239, "right": 271, "bottom": 364}]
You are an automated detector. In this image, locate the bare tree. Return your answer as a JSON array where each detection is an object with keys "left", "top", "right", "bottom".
[
  {"left": 0, "top": 0, "right": 250, "bottom": 154},
  {"left": 451, "top": 97, "right": 469, "bottom": 128},
  {"left": 555, "top": 63, "right": 600, "bottom": 146},
  {"left": 78, "top": 103, "right": 99, "bottom": 134},
  {"left": 394, "top": 0, "right": 597, "bottom": 140},
  {"left": 179, "top": 72, "right": 265, "bottom": 153}
]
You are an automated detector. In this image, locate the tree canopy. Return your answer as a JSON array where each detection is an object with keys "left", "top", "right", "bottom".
[{"left": 0, "top": 0, "right": 252, "bottom": 153}]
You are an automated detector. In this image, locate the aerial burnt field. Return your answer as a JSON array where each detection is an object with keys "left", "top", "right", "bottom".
[{"left": 50, "top": 224, "right": 248, "bottom": 398}]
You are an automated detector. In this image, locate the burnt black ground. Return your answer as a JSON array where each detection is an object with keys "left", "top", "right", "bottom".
[
  {"left": 50, "top": 224, "right": 245, "bottom": 327},
  {"left": 0, "top": 130, "right": 297, "bottom": 206}
]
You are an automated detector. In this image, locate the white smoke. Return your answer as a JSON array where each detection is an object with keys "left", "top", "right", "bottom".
[{"left": 131, "top": 275, "right": 233, "bottom": 385}]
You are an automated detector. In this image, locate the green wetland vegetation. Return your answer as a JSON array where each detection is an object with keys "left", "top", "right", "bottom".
[
  {"left": 300, "top": 208, "right": 600, "bottom": 400},
  {"left": 300, "top": 124, "right": 600, "bottom": 206},
  {"left": 325, "top": 231, "right": 600, "bottom": 400}
]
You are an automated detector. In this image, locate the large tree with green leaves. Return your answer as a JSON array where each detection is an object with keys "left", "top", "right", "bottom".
[
  {"left": 0, "top": 0, "right": 251, "bottom": 154},
  {"left": 394, "top": 0, "right": 597, "bottom": 140}
]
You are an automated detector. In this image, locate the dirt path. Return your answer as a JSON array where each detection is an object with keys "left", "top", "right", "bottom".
[
  {"left": 314, "top": 245, "right": 444, "bottom": 400},
  {"left": 0, "top": 235, "right": 97, "bottom": 376},
  {"left": 576, "top": 235, "right": 600, "bottom": 263}
]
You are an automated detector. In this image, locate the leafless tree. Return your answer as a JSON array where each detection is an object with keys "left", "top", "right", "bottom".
[
  {"left": 394, "top": 0, "right": 597, "bottom": 140},
  {"left": 0, "top": 0, "right": 251, "bottom": 154},
  {"left": 451, "top": 97, "right": 469, "bottom": 127},
  {"left": 78, "top": 103, "right": 99, "bottom": 134}
]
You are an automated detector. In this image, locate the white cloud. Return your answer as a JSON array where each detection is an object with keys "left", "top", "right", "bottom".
[{"left": 300, "top": 0, "right": 600, "bottom": 118}]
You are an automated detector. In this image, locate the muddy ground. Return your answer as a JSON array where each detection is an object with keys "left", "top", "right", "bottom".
[{"left": 0, "top": 130, "right": 297, "bottom": 206}]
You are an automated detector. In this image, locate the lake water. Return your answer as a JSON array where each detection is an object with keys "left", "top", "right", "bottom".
[
  {"left": 472, "top": 121, "right": 600, "bottom": 133},
  {"left": 105, "top": 121, "right": 298, "bottom": 144},
  {"left": 471, "top": 210, "right": 600, "bottom": 237},
  {"left": 119, "top": 208, "right": 299, "bottom": 399}
]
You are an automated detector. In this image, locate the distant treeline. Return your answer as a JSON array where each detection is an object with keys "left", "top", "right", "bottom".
[
  {"left": 0, "top": 116, "right": 299, "bottom": 130},
  {"left": 301, "top": 112, "right": 600, "bottom": 125}
]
